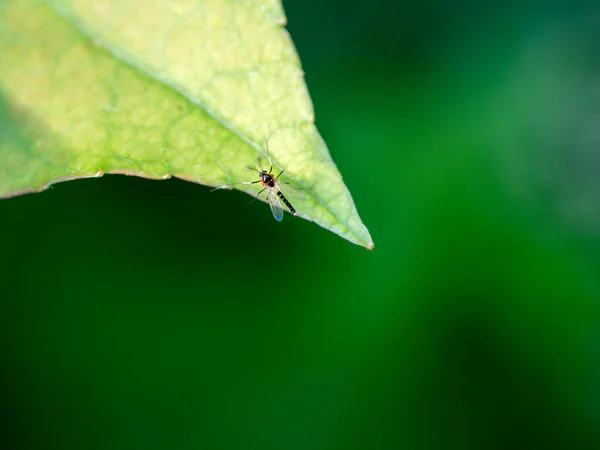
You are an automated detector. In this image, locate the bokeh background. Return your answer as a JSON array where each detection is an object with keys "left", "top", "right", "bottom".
[{"left": 2, "top": 0, "right": 600, "bottom": 449}]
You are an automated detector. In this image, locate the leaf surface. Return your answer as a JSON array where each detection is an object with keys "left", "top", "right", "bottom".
[{"left": 0, "top": 0, "right": 373, "bottom": 248}]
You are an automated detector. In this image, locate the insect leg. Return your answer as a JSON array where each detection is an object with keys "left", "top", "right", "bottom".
[
  {"left": 210, "top": 180, "right": 260, "bottom": 192},
  {"left": 265, "top": 124, "right": 273, "bottom": 173}
]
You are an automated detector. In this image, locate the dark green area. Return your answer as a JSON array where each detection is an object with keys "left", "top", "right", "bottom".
[{"left": 2, "top": 0, "right": 600, "bottom": 449}]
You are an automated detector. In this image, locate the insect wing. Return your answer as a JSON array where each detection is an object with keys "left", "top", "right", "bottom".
[
  {"left": 277, "top": 180, "right": 306, "bottom": 201},
  {"left": 266, "top": 189, "right": 284, "bottom": 222}
]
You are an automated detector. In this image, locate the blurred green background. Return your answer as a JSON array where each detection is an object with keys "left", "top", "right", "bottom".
[{"left": 2, "top": 0, "right": 600, "bottom": 449}]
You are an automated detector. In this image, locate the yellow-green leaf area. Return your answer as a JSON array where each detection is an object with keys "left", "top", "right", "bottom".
[{"left": 0, "top": 0, "right": 374, "bottom": 249}]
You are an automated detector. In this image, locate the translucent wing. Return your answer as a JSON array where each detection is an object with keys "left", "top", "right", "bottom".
[
  {"left": 276, "top": 180, "right": 306, "bottom": 201},
  {"left": 266, "top": 189, "right": 284, "bottom": 222}
]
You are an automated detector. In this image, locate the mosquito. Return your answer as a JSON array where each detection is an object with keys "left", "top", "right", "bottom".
[{"left": 211, "top": 130, "right": 301, "bottom": 221}]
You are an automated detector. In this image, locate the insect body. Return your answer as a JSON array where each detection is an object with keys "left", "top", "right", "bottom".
[
  {"left": 211, "top": 130, "right": 300, "bottom": 221},
  {"left": 254, "top": 168, "right": 297, "bottom": 221}
]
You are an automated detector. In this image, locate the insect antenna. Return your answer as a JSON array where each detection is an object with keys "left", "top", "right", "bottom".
[{"left": 244, "top": 165, "right": 261, "bottom": 173}]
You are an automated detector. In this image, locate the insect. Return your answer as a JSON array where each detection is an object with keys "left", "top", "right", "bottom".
[{"left": 211, "top": 130, "right": 301, "bottom": 221}]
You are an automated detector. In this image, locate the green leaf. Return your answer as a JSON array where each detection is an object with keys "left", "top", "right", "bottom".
[{"left": 0, "top": 0, "right": 374, "bottom": 249}]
